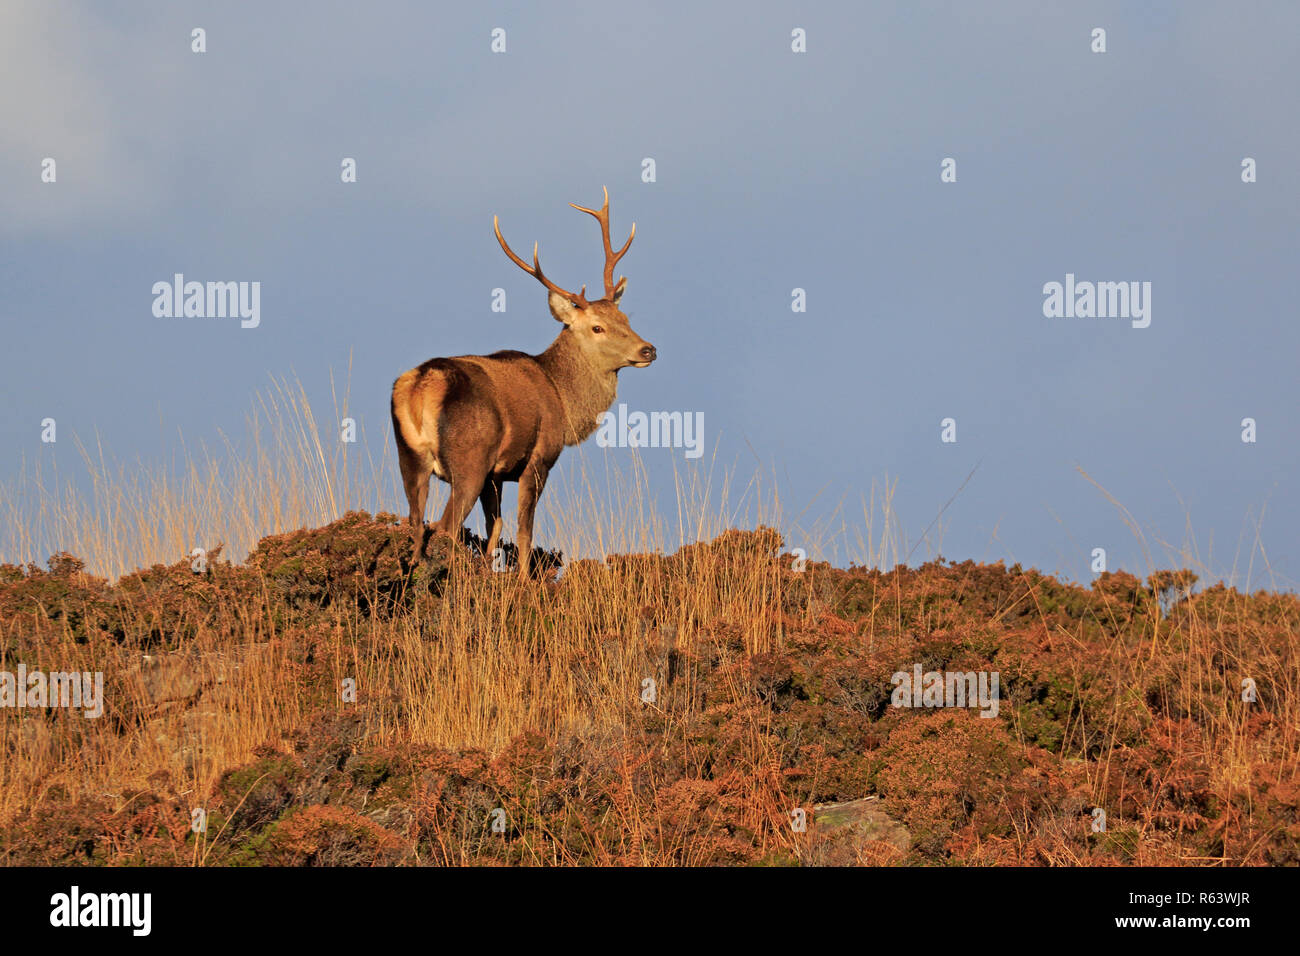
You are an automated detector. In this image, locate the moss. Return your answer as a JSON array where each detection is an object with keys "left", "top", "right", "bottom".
[
  {"left": 1094, "top": 826, "right": 1141, "bottom": 861},
  {"left": 231, "top": 805, "right": 408, "bottom": 866},
  {"left": 751, "top": 847, "right": 801, "bottom": 866}
]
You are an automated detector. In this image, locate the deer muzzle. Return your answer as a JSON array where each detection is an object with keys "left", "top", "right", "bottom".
[{"left": 631, "top": 344, "right": 657, "bottom": 368}]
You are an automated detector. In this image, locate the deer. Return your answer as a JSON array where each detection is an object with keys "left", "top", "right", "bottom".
[{"left": 390, "top": 188, "right": 656, "bottom": 578}]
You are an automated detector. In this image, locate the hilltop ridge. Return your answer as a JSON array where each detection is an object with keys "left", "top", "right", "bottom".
[{"left": 1, "top": 512, "right": 1295, "bottom": 865}]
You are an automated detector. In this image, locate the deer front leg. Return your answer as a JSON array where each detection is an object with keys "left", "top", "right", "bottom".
[{"left": 515, "top": 462, "right": 549, "bottom": 579}]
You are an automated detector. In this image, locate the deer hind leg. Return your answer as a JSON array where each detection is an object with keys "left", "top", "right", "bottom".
[
  {"left": 515, "top": 461, "right": 550, "bottom": 579},
  {"left": 479, "top": 476, "right": 504, "bottom": 564},
  {"left": 397, "top": 446, "right": 435, "bottom": 562},
  {"left": 433, "top": 461, "right": 488, "bottom": 551}
]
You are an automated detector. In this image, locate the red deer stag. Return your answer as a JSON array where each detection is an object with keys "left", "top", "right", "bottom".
[{"left": 391, "top": 188, "right": 656, "bottom": 577}]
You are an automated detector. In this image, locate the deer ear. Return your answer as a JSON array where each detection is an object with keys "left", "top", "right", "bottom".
[
  {"left": 612, "top": 277, "right": 627, "bottom": 304},
  {"left": 547, "top": 290, "right": 581, "bottom": 325}
]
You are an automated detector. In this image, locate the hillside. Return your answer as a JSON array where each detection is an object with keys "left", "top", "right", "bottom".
[{"left": 0, "top": 512, "right": 1295, "bottom": 865}]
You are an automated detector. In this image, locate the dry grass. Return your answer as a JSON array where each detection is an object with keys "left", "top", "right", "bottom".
[{"left": 0, "top": 378, "right": 1294, "bottom": 865}]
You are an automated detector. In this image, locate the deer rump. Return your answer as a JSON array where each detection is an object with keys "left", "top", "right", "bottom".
[{"left": 391, "top": 351, "right": 565, "bottom": 488}]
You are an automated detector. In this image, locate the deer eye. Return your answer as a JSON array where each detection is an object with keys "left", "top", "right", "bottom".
[{"left": 591, "top": 325, "right": 605, "bottom": 334}]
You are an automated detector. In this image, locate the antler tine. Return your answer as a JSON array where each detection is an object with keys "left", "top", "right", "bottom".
[
  {"left": 569, "top": 186, "right": 635, "bottom": 299},
  {"left": 494, "top": 214, "right": 587, "bottom": 306}
]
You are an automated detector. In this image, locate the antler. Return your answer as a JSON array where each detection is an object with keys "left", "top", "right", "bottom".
[
  {"left": 569, "top": 186, "right": 635, "bottom": 299},
  {"left": 494, "top": 215, "right": 588, "bottom": 307}
]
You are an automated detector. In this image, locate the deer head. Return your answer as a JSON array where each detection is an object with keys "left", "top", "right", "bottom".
[{"left": 494, "top": 187, "right": 656, "bottom": 373}]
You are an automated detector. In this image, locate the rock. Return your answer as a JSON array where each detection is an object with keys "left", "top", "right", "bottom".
[
  {"left": 146, "top": 708, "right": 224, "bottom": 773},
  {"left": 129, "top": 655, "right": 207, "bottom": 710},
  {"left": 127, "top": 643, "right": 267, "bottom": 715},
  {"left": 807, "top": 797, "right": 910, "bottom": 865},
  {"left": 7, "top": 718, "right": 55, "bottom": 759}
]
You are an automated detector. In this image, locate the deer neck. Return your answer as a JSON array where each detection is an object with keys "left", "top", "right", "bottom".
[{"left": 537, "top": 330, "right": 618, "bottom": 446}]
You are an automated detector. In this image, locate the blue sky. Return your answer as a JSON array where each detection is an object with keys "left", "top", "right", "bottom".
[{"left": 2, "top": 1, "right": 1297, "bottom": 588}]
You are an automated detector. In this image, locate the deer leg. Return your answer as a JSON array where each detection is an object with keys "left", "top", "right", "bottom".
[
  {"left": 399, "top": 448, "right": 434, "bottom": 562},
  {"left": 515, "top": 461, "right": 550, "bottom": 579},
  {"left": 479, "top": 476, "right": 504, "bottom": 564},
  {"left": 415, "top": 474, "right": 431, "bottom": 527},
  {"left": 434, "top": 467, "right": 488, "bottom": 549}
]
